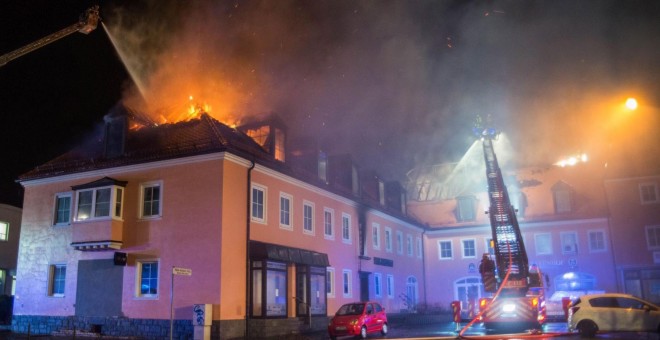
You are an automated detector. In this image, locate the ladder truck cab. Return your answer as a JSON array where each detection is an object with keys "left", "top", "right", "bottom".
[{"left": 473, "top": 118, "right": 545, "bottom": 331}]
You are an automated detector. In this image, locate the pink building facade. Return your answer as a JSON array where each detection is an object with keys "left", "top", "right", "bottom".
[
  {"left": 13, "top": 112, "right": 424, "bottom": 338},
  {"left": 408, "top": 157, "right": 622, "bottom": 315}
]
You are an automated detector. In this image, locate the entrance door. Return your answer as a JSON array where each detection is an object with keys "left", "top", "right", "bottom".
[{"left": 359, "top": 272, "right": 370, "bottom": 302}]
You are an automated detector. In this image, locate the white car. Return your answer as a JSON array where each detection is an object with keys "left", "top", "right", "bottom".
[{"left": 568, "top": 293, "right": 660, "bottom": 337}]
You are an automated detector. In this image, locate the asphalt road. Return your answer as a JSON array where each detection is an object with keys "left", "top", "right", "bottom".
[{"left": 1, "top": 322, "right": 659, "bottom": 340}]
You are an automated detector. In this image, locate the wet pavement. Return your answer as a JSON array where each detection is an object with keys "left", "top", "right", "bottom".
[{"left": 1, "top": 322, "right": 658, "bottom": 340}]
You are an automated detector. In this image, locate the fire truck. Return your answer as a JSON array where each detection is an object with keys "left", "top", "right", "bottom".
[{"left": 474, "top": 117, "right": 545, "bottom": 331}]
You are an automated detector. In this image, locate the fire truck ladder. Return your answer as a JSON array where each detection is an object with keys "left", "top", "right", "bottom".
[{"left": 482, "top": 137, "right": 529, "bottom": 294}]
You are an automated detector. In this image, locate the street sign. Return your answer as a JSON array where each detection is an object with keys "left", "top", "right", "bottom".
[{"left": 173, "top": 267, "right": 192, "bottom": 276}]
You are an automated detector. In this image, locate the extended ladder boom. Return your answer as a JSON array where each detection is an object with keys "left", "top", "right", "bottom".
[{"left": 0, "top": 6, "right": 99, "bottom": 67}]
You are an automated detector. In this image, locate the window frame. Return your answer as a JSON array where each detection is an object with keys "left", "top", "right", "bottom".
[
  {"left": 136, "top": 259, "right": 160, "bottom": 299},
  {"left": 251, "top": 184, "right": 267, "bottom": 224},
  {"left": 384, "top": 227, "right": 393, "bottom": 253},
  {"left": 326, "top": 267, "right": 335, "bottom": 298},
  {"left": 456, "top": 196, "right": 476, "bottom": 222},
  {"left": 645, "top": 225, "right": 660, "bottom": 250},
  {"left": 0, "top": 221, "right": 8, "bottom": 241},
  {"left": 74, "top": 185, "right": 124, "bottom": 222},
  {"left": 324, "top": 208, "right": 334, "bottom": 240},
  {"left": 640, "top": 182, "right": 659, "bottom": 204},
  {"left": 341, "top": 213, "right": 352, "bottom": 244},
  {"left": 485, "top": 238, "right": 495, "bottom": 255},
  {"left": 406, "top": 234, "right": 414, "bottom": 256},
  {"left": 139, "top": 180, "right": 163, "bottom": 219},
  {"left": 48, "top": 264, "right": 66, "bottom": 297},
  {"left": 588, "top": 229, "right": 607, "bottom": 253},
  {"left": 372, "top": 223, "right": 381, "bottom": 250},
  {"left": 374, "top": 273, "right": 382, "bottom": 298},
  {"left": 279, "top": 192, "right": 293, "bottom": 230},
  {"left": 438, "top": 240, "right": 453, "bottom": 260},
  {"left": 535, "top": 233, "right": 553, "bottom": 255},
  {"left": 303, "top": 201, "right": 315, "bottom": 235},
  {"left": 342, "top": 269, "right": 352, "bottom": 298},
  {"left": 560, "top": 231, "right": 578, "bottom": 255},
  {"left": 416, "top": 237, "right": 423, "bottom": 258},
  {"left": 462, "top": 238, "right": 477, "bottom": 259},
  {"left": 53, "top": 192, "right": 73, "bottom": 226},
  {"left": 396, "top": 231, "right": 404, "bottom": 254},
  {"left": 386, "top": 274, "right": 394, "bottom": 298}
]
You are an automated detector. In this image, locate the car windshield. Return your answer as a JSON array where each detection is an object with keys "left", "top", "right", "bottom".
[{"left": 336, "top": 303, "right": 365, "bottom": 316}]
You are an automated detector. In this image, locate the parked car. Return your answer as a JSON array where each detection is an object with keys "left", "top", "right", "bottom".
[
  {"left": 328, "top": 301, "right": 388, "bottom": 339},
  {"left": 568, "top": 293, "right": 660, "bottom": 337}
]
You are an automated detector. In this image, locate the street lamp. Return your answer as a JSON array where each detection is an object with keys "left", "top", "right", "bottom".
[{"left": 625, "top": 97, "right": 638, "bottom": 111}]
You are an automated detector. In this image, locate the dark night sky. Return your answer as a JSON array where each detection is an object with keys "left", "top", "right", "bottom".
[{"left": 1, "top": 0, "right": 659, "bottom": 207}]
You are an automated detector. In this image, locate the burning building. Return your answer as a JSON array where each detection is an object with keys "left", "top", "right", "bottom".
[{"left": 13, "top": 105, "right": 425, "bottom": 338}]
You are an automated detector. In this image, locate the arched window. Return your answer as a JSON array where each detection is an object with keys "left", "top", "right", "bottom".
[
  {"left": 454, "top": 277, "right": 485, "bottom": 311},
  {"left": 404, "top": 276, "right": 419, "bottom": 311}
]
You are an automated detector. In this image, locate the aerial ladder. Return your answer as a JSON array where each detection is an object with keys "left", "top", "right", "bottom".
[
  {"left": 473, "top": 116, "right": 545, "bottom": 331},
  {"left": 0, "top": 6, "right": 100, "bottom": 67}
]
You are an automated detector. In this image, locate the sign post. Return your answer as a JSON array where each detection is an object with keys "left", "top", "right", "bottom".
[{"left": 171, "top": 267, "right": 192, "bottom": 340}]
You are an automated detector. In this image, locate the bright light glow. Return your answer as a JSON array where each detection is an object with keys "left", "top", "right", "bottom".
[
  {"left": 555, "top": 153, "right": 588, "bottom": 167},
  {"left": 625, "top": 98, "right": 638, "bottom": 110},
  {"left": 502, "top": 303, "right": 516, "bottom": 312},
  {"left": 563, "top": 272, "right": 576, "bottom": 279}
]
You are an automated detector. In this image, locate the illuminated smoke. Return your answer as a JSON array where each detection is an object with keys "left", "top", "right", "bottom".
[{"left": 102, "top": 0, "right": 659, "bottom": 180}]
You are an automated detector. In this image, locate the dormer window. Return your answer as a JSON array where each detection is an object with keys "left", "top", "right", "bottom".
[
  {"left": 72, "top": 177, "right": 127, "bottom": 222},
  {"left": 552, "top": 181, "right": 573, "bottom": 214},
  {"left": 456, "top": 196, "right": 476, "bottom": 222},
  {"left": 318, "top": 151, "right": 328, "bottom": 182},
  {"left": 378, "top": 180, "right": 385, "bottom": 206}
]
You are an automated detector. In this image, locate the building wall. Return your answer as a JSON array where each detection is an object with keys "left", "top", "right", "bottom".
[
  {"left": 0, "top": 203, "right": 21, "bottom": 296},
  {"left": 605, "top": 174, "right": 660, "bottom": 303}
]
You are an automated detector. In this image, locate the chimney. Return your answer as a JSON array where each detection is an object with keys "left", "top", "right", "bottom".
[{"left": 103, "top": 107, "right": 128, "bottom": 159}]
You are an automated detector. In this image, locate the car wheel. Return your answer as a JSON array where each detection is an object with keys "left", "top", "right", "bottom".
[
  {"left": 357, "top": 325, "right": 367, "bottom": 339},
  {"left": 381, "top": 323, "right": 388, "bottom": 336},
  {"left": 578, "top": 320, "right": 598, "bottom": 338}
]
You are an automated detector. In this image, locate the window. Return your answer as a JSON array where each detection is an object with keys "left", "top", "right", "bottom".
[
  {"left": 510, "top": 190, "right": 527, "bottom": 217},
  {"left": 53, "top": 193, "right": 72, "bottom": 225},
  {"left": 372, "top": 223, "right": 380, "bottom": 249},
  {"left": 303, "top": 201, "right": 314, "bottom": 234},
  {"left": 0, "top": 222, "right": 7, "bottom": 241},
  {"left": 140, "top": 181, "right": 162, "bottom": 218},
  {"left": 552, "top": 181, "right": 573, "bottom": 213},
  {"left": 485, "top": 238, "right": 495, "bottom": 255},
  {"left": 386, "top": 274, "right": 394, "bottom": 298},
  {"left": 326, "top": 267, "right": 335, "bottom": 298},
  {"left": 296, "top": 266, "right": 326, "bottom": 316},
  {"left": 396, "top": 231, "right": 404, "bottom": 254},
  {"left": 378, "top": 181, "right": 385, "bottom": 206},
  {"left": 640, "top": 183, "right": 659, "bottom": 204},
  {"left": 318, "top": 151, "right": 328, "bottom": 182},
  {"left": 342, "top": 213, "right": 351, "bottom": 243},
  {"left": 324, "top": 208, "right": 334, "bottom": 239},
  {"left": 137, "top": 261, "right": 159, "bottom": 298},
  {"left": 561, "top": 232, "right": 578, "bottom": 254},
  {"left": 462, "top": 239, "right": 476, "bottom": 258},
  {"left": 48, "top": 264, "right": 66, "bottom": 296},
  {"left": 374, "top": 273, "right": 382, "bottom": 297},
  {"left": 75, "top": 186, "right": 124, "bottom": 221},
  {"left": 251, "top": 184, "right": 266, "bottom": 223},
  {"left": 279, "top": 193, "right": 292, "bottom": 229},
  {"left": 535, "top": 233, "right": 552, "bottom": 255},
  {"left": 646, "top": 225, "right": 660, "bottom": 250},
  {"left": 456, "top": 196, "right": 476, "bottom": 222},
  {"left": 384, "top": 227, "right": 393, "bottom": 252},
  {"left": 588, "top": 230, "right": 607, "bottom": 252},
  {"left": 439, "top": 240, "right": 452, "bottom": 259},
  {"left": 252, "top": 261, "right": 287, "bottom": 317},
  {"left": 416, "top": 237, "right": 423, "bottom": 258},
  {"left": 406, "top": 235, "right": 413, "bottom": 256},
  {"left": 342, "top": 270, "right": 352, "bottom": 297}
]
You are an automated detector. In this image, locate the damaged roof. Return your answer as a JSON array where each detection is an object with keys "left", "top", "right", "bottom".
[{"left": 19, "top": 111, "right": 272, "bottom": 181}]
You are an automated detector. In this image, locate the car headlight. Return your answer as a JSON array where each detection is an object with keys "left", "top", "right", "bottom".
[{"left": 350, "top": 319, "right": 359, "bottom": 325}]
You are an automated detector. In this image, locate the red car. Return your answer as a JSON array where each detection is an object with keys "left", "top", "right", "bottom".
[{"left": 328, "top": 301, "right": 388, "bottom": 339}]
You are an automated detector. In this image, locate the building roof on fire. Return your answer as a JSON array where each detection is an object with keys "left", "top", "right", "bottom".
[{"left": 18, "top": 109, "right": 272, "bottom": 181}]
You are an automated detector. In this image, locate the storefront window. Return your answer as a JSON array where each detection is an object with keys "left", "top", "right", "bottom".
[
  {"left": 296, "top": 266, "right": 327, "bottom": 316},
  {"left": 252, "top": 261, "right": 287, "bottom": 317}
]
